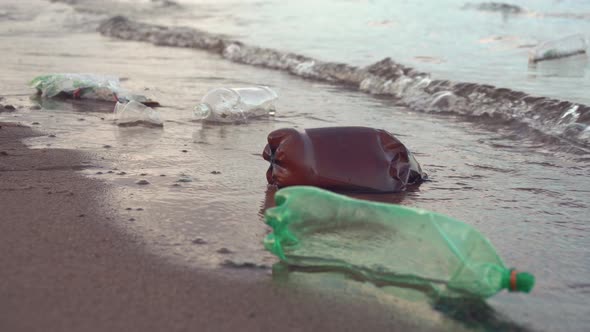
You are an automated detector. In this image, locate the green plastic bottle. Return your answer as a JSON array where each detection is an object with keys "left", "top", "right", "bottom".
[{"left": 263, "top": 186, "right": 534, "bottom": 299}]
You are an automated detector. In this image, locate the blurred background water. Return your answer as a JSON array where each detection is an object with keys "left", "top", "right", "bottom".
[{"left": 151, "top": 0, "right": 590, "bottom": 105}]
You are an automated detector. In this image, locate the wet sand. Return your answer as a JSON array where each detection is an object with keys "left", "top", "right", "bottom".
[{"left": 0, "top": 121, "right": 435, "bottom": 331}]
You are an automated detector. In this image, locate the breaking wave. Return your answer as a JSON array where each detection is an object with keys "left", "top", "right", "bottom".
[{"left": 98, "top": 16, "right": 590, "bottom": 150}]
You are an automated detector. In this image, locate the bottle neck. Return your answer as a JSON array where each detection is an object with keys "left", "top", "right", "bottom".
[{"left": 195, "top": 103, "right": 211, "bottom": 118}]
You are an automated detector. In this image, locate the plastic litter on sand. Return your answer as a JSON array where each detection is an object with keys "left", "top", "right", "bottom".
[
  {"left": 194, "top": 86, "right": 277, "bottom": 123},
  {"left": 264, "top": 186, "right": 534, "bottom": 299},
  {"left": 30, "top": 73, "right": 159, "bottom": 106},
  {"left": 114, "top": 101, "right": 163, "bottom": 127}
]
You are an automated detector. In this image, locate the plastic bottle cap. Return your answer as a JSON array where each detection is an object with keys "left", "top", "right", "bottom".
[{"left": 503, "top": 269, "right": 535, "bottom": 293}]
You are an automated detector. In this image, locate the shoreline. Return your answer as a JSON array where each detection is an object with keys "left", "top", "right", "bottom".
[
  {"left": 0, "top": 120, "right": 436, "bottom": 331},
  {"left": 96, "top": 15, "right": 590, "bottom": 151}
]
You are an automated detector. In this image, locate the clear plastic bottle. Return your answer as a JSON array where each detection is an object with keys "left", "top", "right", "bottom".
[
  {"left": 264, "top": 186, "right": 535, "bottom": 299},
  {"left": 529, "top": 34, "right": 588, "bottom": 63},
  {"left": 194, "top": 86, "right": 277, "bottom": 123}
]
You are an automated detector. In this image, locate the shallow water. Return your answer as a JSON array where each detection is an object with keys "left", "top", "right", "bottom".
[
  {"left": 1, "top": 0, "right": 589, "bottom": 331},
  {"left": 95, "top": 9, "right": 590, "bottom": 149}
]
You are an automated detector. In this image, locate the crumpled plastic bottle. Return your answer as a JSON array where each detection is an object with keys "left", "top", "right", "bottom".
[
  {"left": 30, "top": 73, "right": 159, "bottom": 106},
  {"left": 194, "top": 86, "right": 277, "bottom": 123},
  {"left": 264, "top": 186, "right": 535, "bottom": 299},
  {"left": 263, "top": 127, "right": 425, "bottom": 192}
]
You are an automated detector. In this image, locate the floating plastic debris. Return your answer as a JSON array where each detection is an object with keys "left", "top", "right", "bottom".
[
  {"left": 114, "top": 101, "right": 163, "bottom": 127},
  {"left": 462, "top": 2, "right": 524, "bottom": 14},
  {"left": 263, "top": 127, "right": 426, "bottom": 192},
  {"left": 194, "top": 86, "right": 277, "bottom": 123},
  {"left": 264, "top": 186, "right": 535, "bottom": 299},
  {"left": 529, "top": 34, "right": 588, "bottom": 63},
  {"left": 30, "top": 73, "right": 159, "bottom": 106}
]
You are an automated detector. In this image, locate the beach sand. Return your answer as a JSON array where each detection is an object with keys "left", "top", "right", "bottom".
[{"left": 0, "top": 121, "right": 436, "bottom": 331}]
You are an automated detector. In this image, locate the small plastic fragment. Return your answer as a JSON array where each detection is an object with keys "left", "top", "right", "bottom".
[
  {"left": 114, "top": 101, "right": 163, "bottom": 127},
  {"left": 264, "top": 186, "right": 535, "bottom": 298}
]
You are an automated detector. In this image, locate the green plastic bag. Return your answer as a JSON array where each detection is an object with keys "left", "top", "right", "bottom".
[
  {"left": 264, "top": 186, "right": 534, "bottom": 298},
  {"left": 30, "top": 74, "right": 158, "bottom": 105}
]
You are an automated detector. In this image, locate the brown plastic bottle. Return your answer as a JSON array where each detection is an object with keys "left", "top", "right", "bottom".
[{"left": 262, "top": 127, "right": 426, "bottom": 192}]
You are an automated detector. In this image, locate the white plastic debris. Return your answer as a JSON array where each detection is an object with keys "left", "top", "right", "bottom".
[
  {"left": 114, "top": 101, "right": 163, "bottom": 127},
  {"left": 529, "top": 34, "right": 588, "bottom": 63}
]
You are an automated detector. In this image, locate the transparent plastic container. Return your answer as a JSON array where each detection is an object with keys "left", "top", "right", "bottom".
[
  {"left": 529, "top": 34, "right": 588, "bottom": 63},
  {"left": 194, "top": 86, "right": 277, "bottom": 123},
  {"left": 114, "top": 101, "right": 163, "bottom": 127}
]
